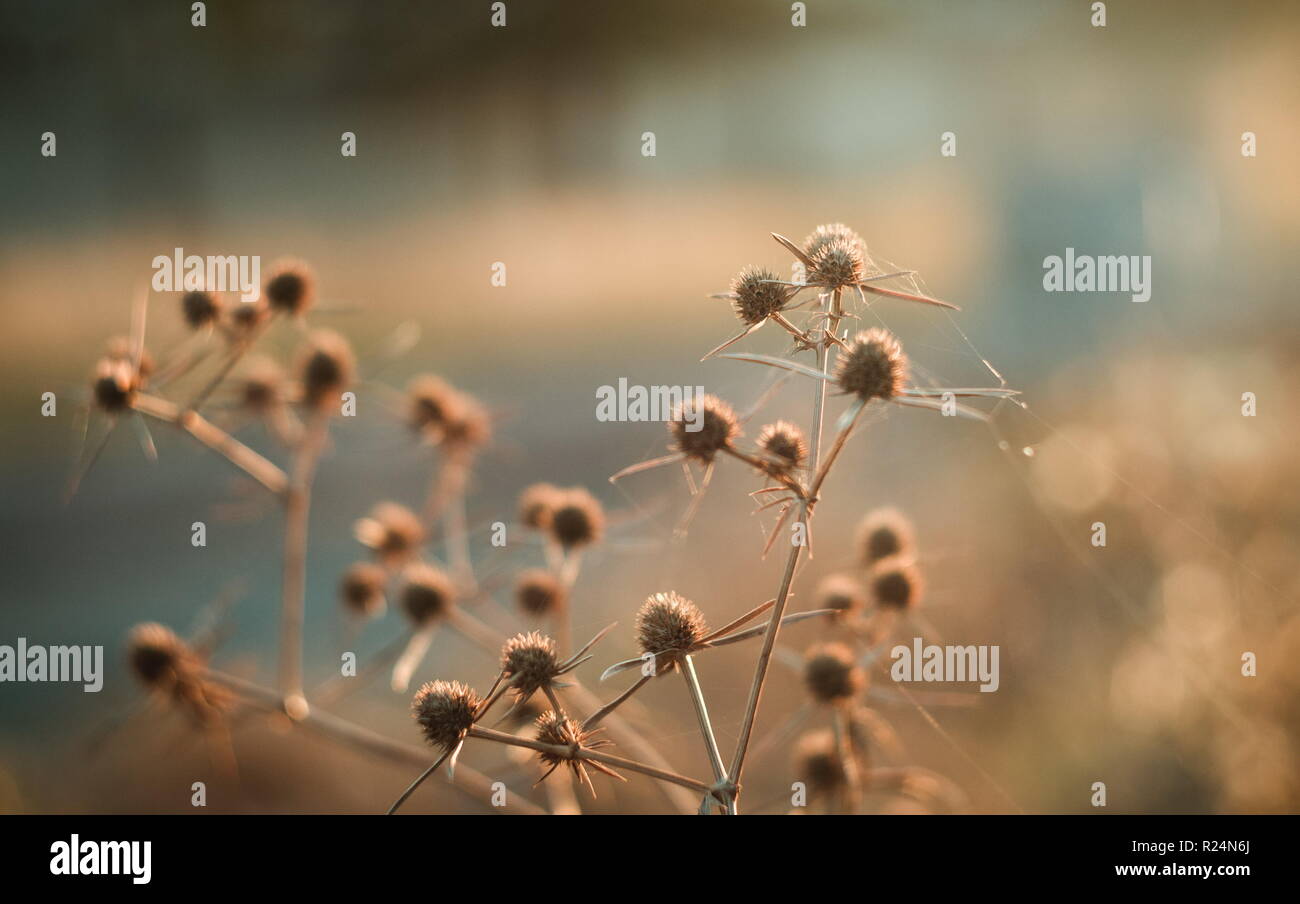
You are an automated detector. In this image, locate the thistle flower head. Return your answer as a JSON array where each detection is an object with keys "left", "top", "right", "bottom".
[
  {"left": 756, "top": 420, "right": 808, "bottom": 475},
  {"left": 354, "top": 501, "right": 424, "bottom": 564},
  {"left": 814, "top": 573, "right": 866, "bottom": 620},
  {"left": 412, "top": 680, "right": 480, "bottom": 751},
  {"left": 518, "top": 483, "right": 561, "bottom": 530},
  {"left": 729, "top": 266, "right": 788, "bottom": 325},
  {"left": 399, "top": 562, "right": 457, "bottom": 626},
  {"left": 548, "top": 487, "right": 605, "bottom": 550},
  {"left": 803, "top": 642, "right": 865, "bottom": 703},
  {"left": 669, "top": 394, "right": 740, "bottom": 464},
  {"left": 793, "top": 729, "right": 848, "bottom": 795},
  {"left": 802, "top": 223, "right": 865, "bottom": 260},
  {"left": 532, "top": 711, "right": 620, "bottom": 792},
  {"left": 500, "top": 632, "right": 560, "bottom": 696},
  {"left": 835, "top": 328, "right": 907, "bottom": 401},
  {"left": 856, "top": 507, "right": 914, "bottom": 565},
  {"left": 127, "top": 623, "right": 195, "bottom": 689},
  {"left": 870, "top": 556, "right": 924, "bottom": 611},
  {"left": 514, "top": 569, "right": 565, "bottom": 616},
  {"left": 340, "top": 561, "right": 387, "bottom": 617},
  {"left": 808, "top": 236, "right": 866, "bottom": 288},
  {"left": 91, "top": 357, "right": 138, "bottom": 412},
  {"left": 238, "top": 357, "right": 284, "bottom": 413},
  {"left": 407, "top": 375, "right": 460, "bottom": 435},
  {"left": 441, "top": 391, "right": 492, "bottom": 450},
  {"left": 181, "top": 291, "right": 221, "bottom": 330},
  {"left": 636, "top": 591, "right": 708, "bottom": 669},
  {"left": 228, "top": 297, "right": 269, "bottom": 335},
  {"left": 298, "top": 329, "right": 355, "bottom": 409},
  {"left": 263, "top": 259, "right": 316, "bottom": 316}
]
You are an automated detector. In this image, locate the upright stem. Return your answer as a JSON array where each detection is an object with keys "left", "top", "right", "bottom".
[
  {"left": 680, "top": 654, "right": 727, "bottom": 785},
  {"left": 727, "top": 287, "right": 841, "bottom": 808},
  {"left": 280, "top": 409, "right": 330, "bottom": 717}
]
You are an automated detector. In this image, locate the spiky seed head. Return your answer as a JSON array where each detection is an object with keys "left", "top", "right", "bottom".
[
  {"left": 354, "top": 501, "right": 424, "bottom": 563},
  {"left": 298, "top": 329, "right": 355, "bottom": 409},
  {"left": 263, "top": 259, "right": 316, "bottom": 315},
  {"left": 238, "top": 357, "right": 284, "bottom": 413},
  {"left": 870, "top": 556, "right": 924, "bottom": 610},
  {"left": 756, "top": 420, "right": 808, "bottom": 475},
  {"left": 228, "top": 297, "right": 269, "bottom": 335},
  {"left": 635, "top": 591, "right": 708, "bottom": 668},
  {"left": 669, "top": 394, "right": 740, "bottom": 463},
  {"left": 802, "top": 223, "right": 865, "bottom": 259},
  {"left": 412, "top": 680, "right": 480, "bottom": 751},
  {"left": 407, "top": 375, "right": 461, "bottom": 434},
  {"left": 127, "top": 623, "right": 194, "bottom": 689},
  {"left": 815, "top": 573, "right": 866, "bottom": 619},
  {"left": 808, "top": 236, "right": 866, "bottom": 288},
  {"left": 181, "top": 291, "right": 221, "bottom": 330},
  {"left": 534, "top": 711, "right": 588, "bottom": 762},
  {"left": 518, "top": 483, "right": 561, "bottom": 530},
  {"left": 793, "top": 729, "right": 847, "bottom": 794},
  {"left": 548, "top": 487, "right": 605, "bottom": 549},
  {"left": 803, "top": 642, "right": 865, "bottom": 703},
  {"left": 835, "top": 327, "right": 907, "bottom": 401},
  {"left": 514, "top": 569, "right": 565, "bottom": 616},
  {"left": 340, "top": 561, "right": 387, "bottom": 617},
  {"left": 856, "top": 507, "right": 914, "bottom": 565},
  {"left": 501, "top": 632, "right": 560, "bottom": 695},
  {"left": 441, "top": 391, "right": 492, "bottom": 450},
  {"left": 729, "top": 266, "right": 788, "bottom": 325},
  {"left": 91, "top": 357, "right": 137, "bottom": 412},
  {"left": 399, "top": 562, "right": 457, "bottom": 626}
]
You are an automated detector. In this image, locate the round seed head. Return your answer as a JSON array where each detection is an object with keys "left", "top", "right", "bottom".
[
  {"left": 870, "top": 556, "right": 924, "bottom": 611},
  {"left": 412, "top": 680, "right": 480, "bottom": 751},
  {"left": 635, "top": 591, "right": 708, "bottom": 665},
  {"left": 517, "top": 483, "right": 561, "bottom": 530},
  {"left": 441, "top": 391, "right": 492, "bottom": 450},
  {"left": 407, "top": 375, "right": 461, "bottom": 435},
  {"left": 548, "top": 487, "right": 605, "bottom": 550},
  {"left": 181, "top": 291, "right": 221, "bottom": 330},
  {"left": 793, "top": 729, "right": 847, "bottom": 794},
  {"left": 298, "top": 329, "right": 355, "bottom": 409},
  {"left": 815, "top": 573, "right": 866, "bottom": 620},
  {"left": 856, "top": 507, "right": 915, "bottom": 565},
  {"left": 263, "top": 259, "right": 316, "bottom": 315},
  {"left": 238, "top": 357, "right": 284, "bottom": 413},
  {"left": 803, "top": 642, "right": 865, "bottom": 703},
  {"left": 729, "top": 266, "right": 788, "bottom": 325},
  {"left": 127, "top": 622, "right": 195, "bottom": 689},
  {"left": 756, "top": 420, "right": 808, "bottom": 475},
  {"left": 91, "top": 357, "right": 137, "bottom": 412},
  {"left": 227, "top": 297, "right": 269, "bottom": 335},
  {"left": 340, "top": 561, "right": 387, "bottom": 617},
  {"left": 533, "top": 711, "right": 588, "bottom": 764},
  {"left": 808, "top": 236, "right": 866, "bottom": 288},
  {"left": 835, "top": 327, "right": 907, "bottom": 401},
  {"left": 354, "top": 501, "right": 425, "bottom": 564},
  {"left": 399, "top": 562, "right": 457, "bottom": 626},
  {"left": 500, "top": 632, "right": 560, "bottom": 696},
  {"left": 802, "top": 223, "right": 865, "bottom": 260},
  {"left": 514, "top": 569, "right": 566, "bottom": 617},
  {"left": 669, "top": 394, "right": 740, "bottom": 464}
]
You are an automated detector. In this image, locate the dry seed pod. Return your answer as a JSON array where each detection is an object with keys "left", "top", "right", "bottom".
[
  {"left": 548, "top": 487, "right": 605, "bottom": 550},
  {"left": 870, "top": 556, "right": 924, "bottom": 611},
  {"left": 181, "top": 290, "right": 221, "bottom": 330},
  {"left": 856, "top": 508, "right": 914, "bottom": 566},
  {"left": 263, "top": 259, "right": 316, "bottom": 316},
  {"left": 803, "top": 642, "right": 865, "bottom": 703},
  {"left": 297, "top": 329, "right": 355, "bottom": 410},
  {"left": 399, "top": 562, "right": 457, "bottom": 626},
  {"left": 729, "top": 266, "right": 789, "bottom": 325},
  {"left": 756, "top": 420, "right": 808, "bottom": 476},
  {"left": 354, "top": 502, "right": 425, "bottom": 565},
  {"left": 340, "top": 561, "right": 388, "bottom": 617},
  {"left": 411, "top": 680, "right": 480, "bottom": 752},
  {"left": 635, "top": 591, "right": 708, "bottom": 672},
  {"left": 514, "top": 569, "right": 565, "bottom": 617},
  {"left": 814, "top": 573, "right": 866, "bottom": 620},
  {"left": 669, "top": 394, "right": 740, "bottom": 464},
  {"left": 834, "top": 328, "right": 907, "bottom": 402}
]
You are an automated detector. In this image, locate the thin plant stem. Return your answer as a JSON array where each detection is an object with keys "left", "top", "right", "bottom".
[
  {"left": 680, "top": 654, "right": 727, "bottom": 785},
  {"left": 280, "top": 408, "right": 331, "bottom": 716}
]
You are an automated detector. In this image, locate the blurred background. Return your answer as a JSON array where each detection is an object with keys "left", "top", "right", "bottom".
[{"left": 1, "top": 0, "right": 1297, "bottom": 814}]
